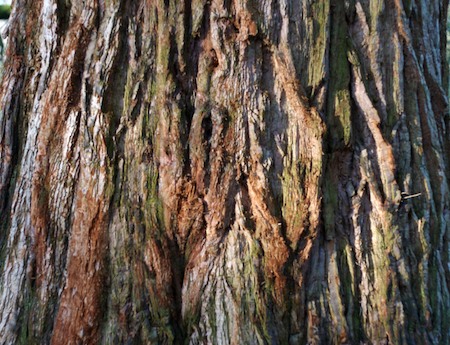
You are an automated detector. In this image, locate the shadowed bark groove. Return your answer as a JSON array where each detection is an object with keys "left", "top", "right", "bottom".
[{"left": 0, "top": 0, "right": 449, "bottom": 344}]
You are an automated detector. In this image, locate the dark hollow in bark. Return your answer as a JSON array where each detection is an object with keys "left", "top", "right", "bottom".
[{"left": 0, "top": 0, "right": 450, "bottom": 344}]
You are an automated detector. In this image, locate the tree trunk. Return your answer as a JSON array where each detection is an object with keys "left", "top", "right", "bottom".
[{"left": 0, "top": 0, "right": 449, "bottom": 344}]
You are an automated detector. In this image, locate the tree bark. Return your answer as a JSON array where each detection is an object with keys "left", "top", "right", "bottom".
[{"left": 0, "top": 0, "right": 449, "bottom": 344}]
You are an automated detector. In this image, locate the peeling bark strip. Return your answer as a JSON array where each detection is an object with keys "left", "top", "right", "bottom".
[{"left": 0, "top": 0, "right": 449, "bottom": 344}]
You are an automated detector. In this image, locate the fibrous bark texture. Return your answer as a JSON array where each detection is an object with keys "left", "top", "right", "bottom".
[{"left": 0, "top": 0, "right": 449, "bottom": 344}]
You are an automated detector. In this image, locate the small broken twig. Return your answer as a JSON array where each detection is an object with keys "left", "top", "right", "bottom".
[{"left": 401, "top": 192, "right": 422, "bottom": 200}]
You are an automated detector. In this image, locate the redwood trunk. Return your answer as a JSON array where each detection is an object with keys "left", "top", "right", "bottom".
[{"left": 0, "top": 0, "right": 449, "bottom": 344}]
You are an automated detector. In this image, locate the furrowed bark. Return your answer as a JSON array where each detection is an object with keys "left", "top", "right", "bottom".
[{"left": 0, "top": 0, "right": 449, "bottom": 344}]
